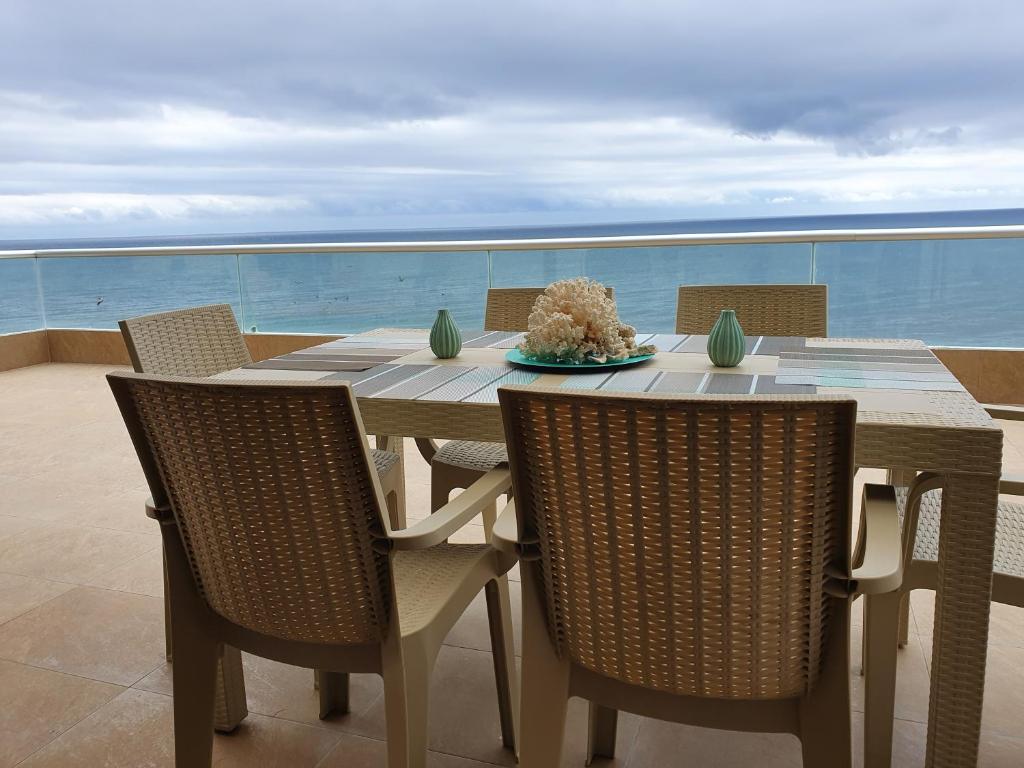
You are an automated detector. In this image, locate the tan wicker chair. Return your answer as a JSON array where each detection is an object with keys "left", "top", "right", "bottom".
[
  {"left": 118, "top": 303, "right": 406, "bottom": 729},
  {"left": 675, "top": 284, "right": 828, "bottom": 336},
  {"left": 492, "top": 387, "right": 904, "bottom": 768},
  {"left": 121, "top": 304, "right": 404, "bottom": 526},
  {"left": 417, "top": 286, "right": 614, "bottom": 513},
  {"left": 861, "top": 405, "right": 1024, "bottom": 768},
  {"left": 108, "top": 373, "right": 518, "bottom": 768}
]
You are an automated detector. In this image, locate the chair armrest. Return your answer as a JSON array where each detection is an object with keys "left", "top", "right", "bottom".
[
  {"left": 1000, "top": 474, "right": 1024, "bottom": 495},
  {"left": 491, "top": 499, "right": 519, "bottom": 556},
  {"left": 985, "top": 404, "right": 1024, "bottom": 421},
  {"left": 852, "top": 484, "right": 903, "bottom": 595},
  {"left": 388, "top": 468, "right": 512, "bottom": 550},
  {"left": 145, "top": 497, "right": 173, "bottom": 523}
]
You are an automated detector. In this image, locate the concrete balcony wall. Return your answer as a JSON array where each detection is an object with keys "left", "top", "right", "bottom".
[{"left": 0, "top": 329, "right": 342, "bottom": 371}]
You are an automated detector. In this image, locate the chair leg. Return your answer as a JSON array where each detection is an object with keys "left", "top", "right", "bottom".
[
  {"left": 163, "top": 551, "right": 172, "bottom": 662},
  {"left": 519, "top": 564, "right": 571, "bottom": 768},
  {"left": 863, "top": 591, "right": 901, "bottom": 768},
  {"left": 170, "top": 620, "right": 219, "bottom": 767},
  {"left": 799, "top": 597, "right": 852, "bottom": 768},
  {"left": 382, "top": 634, "right": 434, "bottom": 768},
  {"left": 485, "top": 577, "right": 519, "bottom": 752},
  {"left": 386, "top": 490, "right": 404, "bottom": 531},
  {"left": 586, "top": 703, "right": 618, "bottom": 764},
  {"left": 167, "top": 543, "right": 247, "bottom": 733},
  {"left": 861, "top": 596, "right": 868, "bottom": 676},
  {"left": 377, "top": 435, "right": 407, "bottom": 528},
  {"left": 213, "top": 645, "right": 248, "bottom": 733},
  {"left": 897, "top": 592, "right": 911, "bottom": 648},
  {"left": 316, "top": 671, "right": 351, "bottom": 719},
  {"left": 431, "top": 462, "right": 455, "bottom": 513}
]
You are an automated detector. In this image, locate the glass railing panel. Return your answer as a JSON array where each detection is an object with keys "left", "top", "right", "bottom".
[
  {"left": 0, "top": 258, "right": 45, "bottom": 334},
  {"left": 814, "top": 237, "right": 1024, "bottom": 346},
  {"left": 490, "top": 243, "right": 813, "bottom": 332},
  {"left": 38, "top": 255, "right": 241, "bottom": 330},
  {"left": 238, "top": 250, "right": 489, "bottom": 334}
]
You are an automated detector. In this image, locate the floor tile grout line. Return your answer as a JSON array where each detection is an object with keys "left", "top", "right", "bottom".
[
  {"left": 424, "top": 745, "right": 510, "bottom": 767},
  {"left": 0, "top": 568, "right": 164, "bottom": 602},
  {"left": 10, "top": 684, "right": 125, "bottom": 768},
  {"left": 0, "top": 585, "right": 76, "bottom": 630},
  {"left": 0, "top": 655, "right": 132, "bottom": 690},
  {"left": 0, "top": 514, "right": 161, "bottom": 537},
  {"left": 0, "top": 649, "right": 162, "bottom": 691}
]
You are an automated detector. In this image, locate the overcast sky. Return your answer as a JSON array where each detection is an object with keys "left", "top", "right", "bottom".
[{"left": 2, "top": 0, "right": 1023, "bottom": 240}]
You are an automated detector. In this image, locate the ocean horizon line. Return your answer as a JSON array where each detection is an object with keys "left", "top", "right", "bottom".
[{"left": 3, "top": 206, "right": 1024, "bottom": 251}]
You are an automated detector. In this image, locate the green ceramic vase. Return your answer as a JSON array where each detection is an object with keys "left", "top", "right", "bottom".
[
  {"left": 707, "top": 309, "right": 745, "bottom": 367},
  {"left": 429, "top": 308, "right": 462, "bottom": 359}
]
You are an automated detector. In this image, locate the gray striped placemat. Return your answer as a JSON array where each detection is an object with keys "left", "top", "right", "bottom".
[
  {"left": 775, "top": 347, "right": 964, "bottom": 391},
  {"left": 560, "top": 370, "right": 816, "bottom": 395}
]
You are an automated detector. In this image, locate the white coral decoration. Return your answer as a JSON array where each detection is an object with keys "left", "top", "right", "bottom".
[{"left": 518, "top": 278, "right": 656, "bottom": 363}]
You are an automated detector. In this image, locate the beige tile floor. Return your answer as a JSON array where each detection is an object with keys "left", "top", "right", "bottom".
[{"left": 0, "top": 363, "right": 1022, "bottom": 767}]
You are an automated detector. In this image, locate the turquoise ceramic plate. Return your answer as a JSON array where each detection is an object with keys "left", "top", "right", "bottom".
[{"left": 505, "top": 348, "right": 655, "bottom": 372}]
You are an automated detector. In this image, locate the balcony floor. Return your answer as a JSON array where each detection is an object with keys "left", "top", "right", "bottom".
[{"left": 1, "top": 363, "right": 1023, "bottom": 767}]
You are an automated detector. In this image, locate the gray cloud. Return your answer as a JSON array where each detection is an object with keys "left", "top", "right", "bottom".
[
  {"left": 1, "top": 0, "right": 1022, "bottom": 237},
  {"left": 7, "top": 2, "right": 1021, "bottom": 137}
]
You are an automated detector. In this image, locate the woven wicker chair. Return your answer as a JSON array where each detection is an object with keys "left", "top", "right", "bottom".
[
  {"left": 861, "top": 405, "right": 1024, "bottom": 768},
  {"left": 417, "top": 287, "right": 614, "bottom": 513},
  {"left": 108, "top": 373, "right": 518, "bottom": 768},
  {"left": 675, "top": 284, "right": 828, "bottom": 337},
  {"left": 121, "top": 303, "right": 404, "bottom": 524},
  {"left": 118, "top": 303, "right": 406, "bottom": 730},
  {"left": 492, "top": 387, "right": 904, "bottom": 768}
]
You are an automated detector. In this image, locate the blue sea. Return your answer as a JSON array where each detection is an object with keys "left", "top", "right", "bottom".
[{"left": 2, "top": 208, "right": 1023, "bottom": 347}]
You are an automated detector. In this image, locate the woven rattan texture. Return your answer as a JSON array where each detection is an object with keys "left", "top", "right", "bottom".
[
  {"left": 898, "top": 487, "right": 1024, "bottom": 578},
  {"left": 483, "top": 286, "right": 615, "bottom": 332},
  {"left": 120, "top": 304, "right": 252, "bottom": 377},
  {"left": 435, "top": 440, "right": 509, "bottom": 471},
  {"left": 676, "top": 285, "right": 828, "bottom": 337},
  {"left": 500, "top": 389, "right": 855, "bottom": 700},
  {"left": 371, "top": 448, "right": 401, "bottom": 475},
  {"left": 116, "top": 376, "right": 392, "bottom": 645}
]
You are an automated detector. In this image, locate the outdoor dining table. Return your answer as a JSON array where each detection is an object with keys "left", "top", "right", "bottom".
[{"left": 216, "top": 327, "right": 1003, "bottom": 768}]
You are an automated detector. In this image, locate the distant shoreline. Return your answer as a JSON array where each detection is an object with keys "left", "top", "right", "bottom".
[{"left": 3, "top": 207, "right": 1023, "bottom": 251}]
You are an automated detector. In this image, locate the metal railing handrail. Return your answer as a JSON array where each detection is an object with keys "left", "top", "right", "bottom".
[{"left": 1, "top": 224, "right": 1023, "bottom": 259}]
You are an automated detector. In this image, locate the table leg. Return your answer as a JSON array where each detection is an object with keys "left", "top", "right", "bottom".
[{"left": 925, "top": 471, "right": 999, "bottom": 768}]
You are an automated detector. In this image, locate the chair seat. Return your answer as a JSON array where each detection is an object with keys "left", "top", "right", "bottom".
[
  {"left": 434, "top": 440, "right": 508, "bottom": 472},
  {"left": 897, "top": 488, "right": 1024, "bottom": 578},
  {"left": 371, "top": 448, "right": 401, "bottom": 478},
  {"left": 393, "top": 543, "right": 493, "bottom": 635}
]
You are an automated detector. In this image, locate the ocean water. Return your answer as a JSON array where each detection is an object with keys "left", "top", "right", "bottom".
[{"left": 2, "top": 208, "right": 1023, "bottom": 347}]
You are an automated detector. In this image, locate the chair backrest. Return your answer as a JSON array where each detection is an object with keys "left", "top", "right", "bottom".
[
  {"left": 108, "top": 372, "right": 392, "bottom": 645},
  {"left": 119, "top": 304, "right": 252, "bottom": 376},
  {"left": 498, "top": 386, "right": 856, "bottom": 700},
  {"left": 675, "top": 284, "right": 828, "bottom": 337},
  {"left": 484, "top": 286, "right": 615, "bottom": 332}
]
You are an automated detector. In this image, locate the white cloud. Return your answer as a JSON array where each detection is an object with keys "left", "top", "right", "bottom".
[
  {"left": 2, "top": 98, "right": 1022, "bottom": 237},
  {"left": 0, "top": 192, "right": 309, "bottom": 225},
  {"left": 0, "top": 0, "right": 1022, "bottom": 238}
]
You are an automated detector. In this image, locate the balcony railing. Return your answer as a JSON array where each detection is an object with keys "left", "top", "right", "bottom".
[{"left": 1, "top": 225, "right": 1023, "bottom": 347}]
